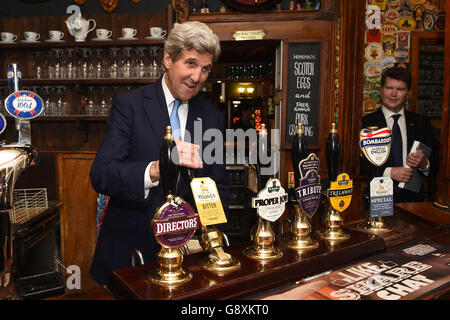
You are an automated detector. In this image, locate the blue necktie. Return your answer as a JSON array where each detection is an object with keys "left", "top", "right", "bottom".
[
  {"left": 170, "top": 99, "right": 182, "bottom": 140},
  {"left": 391, "top": 114, "right": 403, "bottom": 167}
]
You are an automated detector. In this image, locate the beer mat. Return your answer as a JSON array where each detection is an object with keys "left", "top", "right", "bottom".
[{"left": 254, "top": 240, "right": 450, "bottom": 300}]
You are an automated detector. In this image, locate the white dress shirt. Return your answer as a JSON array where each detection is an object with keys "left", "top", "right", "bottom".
[
  {"left": 144, "top": 74, "right": 189, "bottom": 198},
  {"left": 381, "top": 106, "right": 429, "bottom": 178}
]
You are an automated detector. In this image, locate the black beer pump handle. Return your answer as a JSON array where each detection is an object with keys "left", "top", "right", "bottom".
[
  {"left": 160, "top": 126, "right": 179, "bottom": 196},
  {"left": 181, "top": 167, "right": 196, "bottom": 185}
]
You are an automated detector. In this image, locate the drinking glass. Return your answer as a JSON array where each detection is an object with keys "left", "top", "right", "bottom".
[
  {"left": 32, "top": 51, "right": 43, "bottom": 79},
  {"left": 93, "top": 49, "right": 104, "bottom": 78},
  {"left": 65, "top": 48, "right": 78, "bottom": 79},
  {"left": 79, "top": 48, "right": 90, "bottom": 79},
  {"left": 42, "top": 86, "right": 56, "bottom": 115},
  {"left": 53, "top": 48, "right": 65, "bottom": 79},
  {"left": 44, "top": 50, "right": 55, "bottom": 79},
  {"left": 108, "top": 47, "right": 120, "bottom": 78},
  {"left": 55, "top": 86, "right": 66, "bottom": 115},
  {"left": 134, "top": 47, "right": 146, "bottom": 78},
  {"left": 121, "top": 47, "right": 133, "bottom": 78},
  {"left": 148, "top": 46, "right": 163, "bottom": 78},
  {"left": 98, "top": 87, "right": 110, "bottom": 115},
  {"left": 85, "top": 86, "right": 97, "bottom": 115}
]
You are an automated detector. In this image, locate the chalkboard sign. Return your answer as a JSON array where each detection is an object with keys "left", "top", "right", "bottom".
[{"left": 285, "top": 43, "right": 321, "bottom": 147}]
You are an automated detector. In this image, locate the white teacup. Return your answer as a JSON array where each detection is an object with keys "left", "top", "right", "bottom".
[
  {"left": 1, "top": 32, "right": 17, "bottom": 42},
  {"left": 150, "top": 27, "right": 166, "bottom": 38},
  {"left": 49, "top": 30, "right": 64, "bottom": 40},
  {"left": 24, "top": 31, "right": 40, "bottom": 42},
  {"left": 96, "top": 28, "right": 112, "bottom": 39},
  {"left": 121, "top": 28, "right": 137, "bottom": 39}
]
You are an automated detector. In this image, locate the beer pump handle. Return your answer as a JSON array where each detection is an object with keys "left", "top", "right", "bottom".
[
  {"left": 326, "top": 122, "right": 341, "bottom": 184},
  {"left": 290, "top": 122, "right": 309, "bottom": 203},
  {"left": 159, "top": 126, "right": 179, "bottom": 196},
  {"left": 257, "top": 123, "right": 272, "bottom": 190}
]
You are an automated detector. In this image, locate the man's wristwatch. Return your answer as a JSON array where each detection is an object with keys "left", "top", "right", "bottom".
[{"left": 419, "top": 159, "right": 430, "bottom": 171}]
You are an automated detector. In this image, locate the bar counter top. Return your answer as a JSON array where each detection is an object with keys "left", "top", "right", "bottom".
[{"left": 48, "top": 202, "right": 450, "bottom": 300}]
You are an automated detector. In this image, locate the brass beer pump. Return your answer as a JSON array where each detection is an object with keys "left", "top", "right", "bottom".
[
  {"left": 198, "top": 224, "right": 241, "bottom": 274},
  {"left": 281, "top": 204, "right": 319, "bottom": 251},
  {"left": 179, "top": 168, "right": 241, "bottom": 274},
  {"left": 359, "top": 126, "right": 392, "bottom": 233},
  {"left": 150, "top": 126, "right": 195, "bottom": 286},
  {"left": 243, "top": 124, "right": 283, "bottom": 261},
  {"left": 281, "top": 123, "right": 319, "bottom": 251},
  {"left": 321, "top": 123, "right": 350, "bottom": 242}
]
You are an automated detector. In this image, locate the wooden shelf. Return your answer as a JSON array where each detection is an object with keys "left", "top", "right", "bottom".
[
  {"left": 190, "top": 9, "right": 333, "bottom": 23},
  {"left": 1, "top": 78, "right": 158, "bottom": 86},
  {"left": 0, "top": 39, "right": 165, "bottom": 50},
  {"left": 5, "top": 115, "right": 108, "bottom": 121}
]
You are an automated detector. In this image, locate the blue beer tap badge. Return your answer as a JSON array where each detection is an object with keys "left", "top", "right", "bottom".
[{"left": 5, "top": 90, "right": 44, "bottom": 119}]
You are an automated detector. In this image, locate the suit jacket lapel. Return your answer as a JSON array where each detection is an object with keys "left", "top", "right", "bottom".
[
  {"left": 185, "top": 99, "right": 201, "bottom": 144},
  {"left": 375, "top": 109, "right": 387, "bottom": 128},
  {"left": 143, "top": 77, "right": 170, "bottom": 149}
]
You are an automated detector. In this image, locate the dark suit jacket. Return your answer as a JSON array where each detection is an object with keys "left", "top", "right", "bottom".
[
  {"left": 360, "top": 108, "right": 438, "bottom": 200},
  {"left": 89, "top": 78, "right": 229, "bottom": 285}
]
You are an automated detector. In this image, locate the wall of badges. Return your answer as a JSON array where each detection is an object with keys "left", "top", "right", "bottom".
[{"left": 362, "top": 0, "right": 446, "bottom": 115}]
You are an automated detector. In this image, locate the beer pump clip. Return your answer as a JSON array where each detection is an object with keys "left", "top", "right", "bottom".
[
  {"left": 322, "top": 173, "right": 352, "bottom": 242},
  {"left": 281, "top": 153, "right": 321, "bottom": 252},
  {"left": 358, "top": 126, "right": 394, "bottom": 233}
]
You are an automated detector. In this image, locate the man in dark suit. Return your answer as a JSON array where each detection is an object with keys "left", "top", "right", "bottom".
[
  {"left": 89, "top": 21, "right": 229, "bottom": 285},
  {"left": 361, "top": 67, "right": 438, "bottom": 203}
]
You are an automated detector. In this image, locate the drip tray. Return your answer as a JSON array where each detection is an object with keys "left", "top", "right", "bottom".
[{"left": 15, "top": 272, "right": 65, "bottom": 300}]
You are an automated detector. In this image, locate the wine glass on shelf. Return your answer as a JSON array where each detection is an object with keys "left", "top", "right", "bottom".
[
  {"left": 32, "top": 51, "right": 43, "bottom": 79},
  {"left": 44, "top": 50, "right": 55, "bottom": 79},
  {"left": 85, "top": 86, "right": 97, "bottom": 115},
  {"left": 55, "top": 86, "right": 65, "bottom": 115},
  {"left": 134, "top": 47, "right": 146, "bottom": 78},
  {"left": 80, "top": 48, "right": 90, "bottom": 79},
  {"left": 121, "top": 47, "right": 133, "bottom": 78},
  {"left": 148, "top": 46, "right": 163, "bottom": 78},
  {"left": 86, "top": 48, "right": 96, "bottom": 79},
  {"left": 93, "top": 48, "right": 105, "bottom": 79},
  {"left": 108, "top": 47, "right": 120, "bottom": 79},
  {"left": 55, "top": 48, "right": 67, "bottom": 79},
  {"left": 42, "top": 86, "right": 56, "bottom": 115},
  {"left": 98, "top": 87, "right": 110, "bottom": 116},
  {"left": 65, "top": 48, "right": 78, "bottom": 79}
]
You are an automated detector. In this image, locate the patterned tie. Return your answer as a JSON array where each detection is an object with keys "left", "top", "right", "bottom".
[
  {"left": 170, "top": 99, "right": 182, "bottom": 140},
  {"left": 391, "top": 114, "right": 403, "bottom": 167}
]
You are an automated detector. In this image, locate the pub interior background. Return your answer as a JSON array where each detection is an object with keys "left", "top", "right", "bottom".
[{"left": 0, "top": 0, "right": 449, "bottom": 299}]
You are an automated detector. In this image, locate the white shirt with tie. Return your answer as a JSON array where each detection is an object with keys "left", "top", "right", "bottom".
[
  {"left": 381, "top": 106, "right": 429, "bottom": 179},
  {"left": 144, "top": 74, "right": 189, "bottom": 198}
]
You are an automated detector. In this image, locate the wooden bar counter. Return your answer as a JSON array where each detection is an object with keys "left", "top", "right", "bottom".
[{"left": 107, "top": 228, "right": 385, "bottom": 300}]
